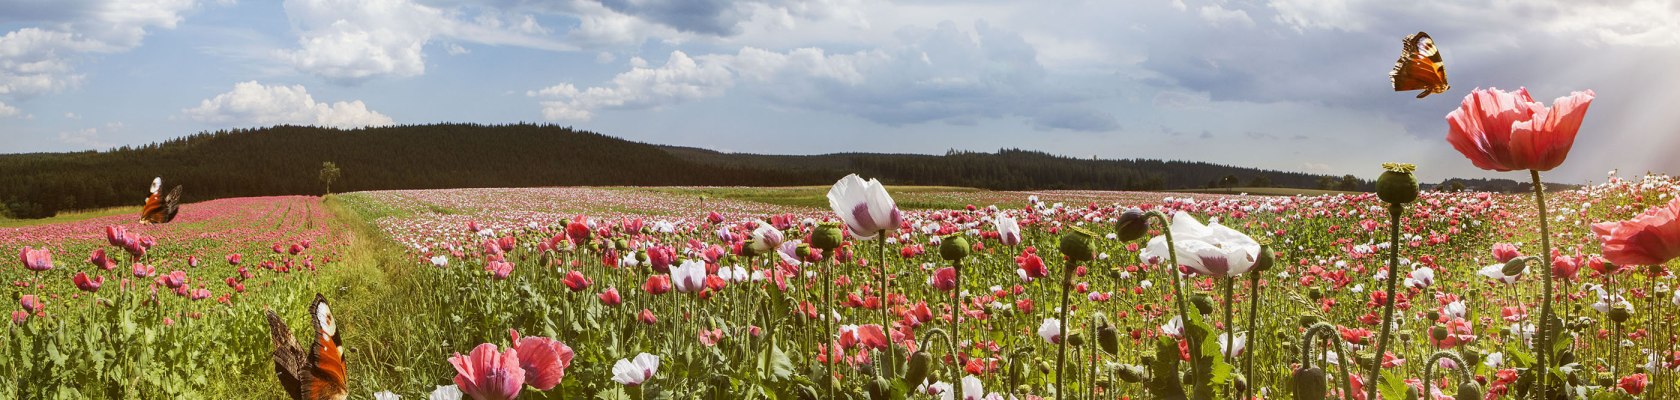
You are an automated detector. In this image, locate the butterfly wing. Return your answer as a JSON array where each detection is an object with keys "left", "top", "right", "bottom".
[
  {"left": 264, "top": 309, "right": 309, "bottom": 400},
  {"left": 304, "top": 294, "right": 348, "bottom": 400},
  {"left": 140, "top": 192, "right": 164, "bottom": 223},
  {"left": 1389, "top": 32, "right": 1449, "bottom": 98},
  {"left": 163, "top": 185, "right": 183, "bottom": 223}
]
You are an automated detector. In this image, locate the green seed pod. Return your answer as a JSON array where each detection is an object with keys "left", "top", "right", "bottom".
[
  {"left": 940, "top": 234, "right": 971, "bottom": 262},
  {"left": 866, "top": 376, "right": 892, "bottom": 400},
  {"left": 1458, "top": 381, "right": 1485, "bottom": 400},
  {"left": 1059, "top": 226, "right": 1098, "bottom": 262},
  {"left": 795, "top": 243, "right": 812, "bottom": 260},
  {"left": 811, "top": 222, "right": 844, "bottom": 250},
  {"left": 636, "top": 250, "right": 649, "bottom": 264},
  {"left": 1406, "top": 385, "right": 1420, "bottom": 400},
  {"left": 1117, "top": 364, "right": 1147, "bottom": 383},
  {"left": 1432, "top": 325, "right": 1449, "bottom": 341},
  {"left": 1610, "top": 305, "right": 1631, "bottom": 324},
  {"left": 1114, "top": 209, "right": 1148, "bottom": 242},
  {"left": 1292, "top": 367, "right": 1327, "bottom": 400},
  {"left": 1308, "top": 288, "right": 1323, "bottom": 301},
  {"left": 1298, "top": 314, "right": 1319, "bottom": 328},
  {"left": 1191, "top": 293, "right": 1215, "bottom": 315},
  {"left": 1377, "top": 163, "right": 1420, "bottom": 205},
  {"left": 1426, "top": 311, "right": 1441, "bottom": 322},
  {"left": 903, "top": 350, "right": 932, "bottom": 387},
  {"left": 1068, "top": 332, "right": 1085, "bottom": 347},
  {"left": 613, "top": 238, "right": 629, "bottom": 251}
]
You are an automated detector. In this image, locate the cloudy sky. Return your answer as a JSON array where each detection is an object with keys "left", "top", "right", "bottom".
[{"left": 2, "top": 0, "right": 1677, "bottom": 183}]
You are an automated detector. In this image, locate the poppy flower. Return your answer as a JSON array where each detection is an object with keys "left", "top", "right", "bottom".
[
  {"left": 1592, "top": 198, "right": 1680, "bottom": 266},
  {"left": 1445, "top": 87, "right": 1594, "bottom": 172},
  {"left": 447, "top": 343, "right": 523, "bottom": 400}
]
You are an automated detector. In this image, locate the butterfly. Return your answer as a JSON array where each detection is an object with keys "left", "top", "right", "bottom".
[
  {"left": 140, "top": 177, "right": 183, "bottom": 224},
  {"left": 1390, "top": 31, "right": 1450, "bottom": 98},
  {"left": 265, "top": 294, "right": 348, "bottom": 400}
]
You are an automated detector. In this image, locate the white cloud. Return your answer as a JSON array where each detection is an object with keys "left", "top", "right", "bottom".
[
  {"left": 1198, "top": 5, "right": 1254, "bottom": 28},
  {"left": 528, "top": 51, "right": 734, "bottom": 121},
  {"left": 58, "top": 127, "right": 111, "bottom": 149},
  {"left": 279, "top": 0, "right": 574, "bottom": 84},
  {"left": 0, "top": 0, "right": 197, "bottom": 99},
  {"left": 0, "top": 101, "right": 18, "bottom": 118},
  {"left": 182, "top": 81, "right": 394, "bottom": 128}
]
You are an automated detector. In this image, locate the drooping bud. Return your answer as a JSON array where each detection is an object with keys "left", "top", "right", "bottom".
[
  {"left": 1502, "top": 257, "right": 1528, "bottom": 276},
  {"left": 1059, "top": 226, "right": 1098, "bottom": 262},
  {"left": 1114, "top": 208, "right": 1148, "bottom": 242},
  {"left": 1117, "top": 364, "right": 1147, "bottom": 383},
  {"left": 1252, "top": 244, "right": 1275, "bottom": 273},
  {"left": 1454, "top": 381, "right": 1482, "bottom": 400},
  {"left": 1068, "top": 331, "right": 1085, "bottom": 347},
  {"left": 1292, "top": 367, "right": 1328, "bottom": 400},
  {"left": 903, "top": 350, "right": 932, "bottom": 387},
  {"left": 1191, "top": 293, "right": 1215, "bottom": 315},
  {"left": 811, "top": 222, "right": 844, "bottom": 250},
  {"left": 1098, "top": 319, "right": 1121, "bottom": 356},
  {"left": 940, "top": 234, "right": 971, "bottom": 262},
  {"left": 1377, "top": 162, "right": 1419, "bottom": 205}
]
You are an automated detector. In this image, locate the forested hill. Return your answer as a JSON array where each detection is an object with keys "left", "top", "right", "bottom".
[{"left": 3, "top": 123, "right": 1377, "bottom": 218}]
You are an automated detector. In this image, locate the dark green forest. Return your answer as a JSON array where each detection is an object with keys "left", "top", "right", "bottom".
[{"left": 0, "top": 123, "right": 1503, "bottom": 219}]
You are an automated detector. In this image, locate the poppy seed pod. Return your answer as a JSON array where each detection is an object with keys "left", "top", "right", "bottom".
[
  {"left": 1377, "top": 163, "right": 1419, "bottom": 205},
  {"left": 1060, "top": 226, "right": 1098, "bottom": 262},
  {"left": 795, "top": 243, "right": 812, "bottom": 260},
  {"left": 1117, "top": 364, "right": 1147, "bottom": 383},
  {"left": 1431, "top": 325, "right": 1449, "bottom": 341},
  {"left": 614, "top": 238, "right": 629, "bottom": 251},
  {"left": 866, "top": 376, "right": 891, "bottom": 400},
  {"left": 903, "top": 350, "right": 932, "bottom": 387},
  {"left": 940, "top": 234, "right": 971, "bottom": 262},
  {"left": 1115, "top": 208, "right": 1148, "bottom": 241},
  {"left": 1610, "top": 305, "right": 1631, "bottom": 324},
  {"left": 1068, "top": 332, "right": 1085, "bottom": 347},
  {"left": 811, "top": 222, "right": 844, "bottom": 250}
]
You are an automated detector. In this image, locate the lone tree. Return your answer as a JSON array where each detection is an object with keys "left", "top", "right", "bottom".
[{"left": 319, "top": 161, "right": 341, "bottom": 195}]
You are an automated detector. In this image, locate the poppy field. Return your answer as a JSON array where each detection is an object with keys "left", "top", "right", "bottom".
[{"left": 6, "top": 90, "right": 1680, "bottom": 400}]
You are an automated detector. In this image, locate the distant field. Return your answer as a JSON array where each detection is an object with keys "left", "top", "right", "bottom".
[
  {"left": 629, "top": 185, "right": 986, "bottom": 210},
  {"left": 1163, "top": 186, "right": 1360, "bottom": 196},
  {"left": 0, "top": 206, "right": 139, "bottom": 228}
]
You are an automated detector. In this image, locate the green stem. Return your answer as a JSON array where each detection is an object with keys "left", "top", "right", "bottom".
[
  {"left": 879, "top": 233, "right": 896, "bottom": 378},
  {"left": 1531, "top": 169, "right": 1556, "bottom": 398},
  {"left": 950, "top": 259, "right": 963, "bottom": 380},
  {"left": 1147, "top": 211, "right": 1202, "bottom": 388},
  {"left": 824, "top": 251, "right": 836, "bottom": 400},
  {"left": 1223, "top": 277, "right": 1236, "bottom": 400},
  {"left": 1244, "top": 269, "right": 1261, "bottom": 398},
  {"left": 1364, "top": 203, "right": 1404, "bottom": 400},
  {"left": 1056, "top": 257, "right": 1074, "bottom": 397}
]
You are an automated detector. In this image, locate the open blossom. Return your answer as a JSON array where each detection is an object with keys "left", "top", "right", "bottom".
[
  {"left": 73, "top": 272, "right": 104, "bottom": 292},
  {"left": 598, "top": 287, "right": 622, "bottom": 306},
  {"left": 561, "top": 270, "right": 591, "bottom": 292},
  {"left": 1445, "top": 87, "right": 1594, "bottom": 172},
  {"left": 1037, "top": 318, "right": 1062, "bottom": 344},
  {"left": 611, "top": 353, "right": 660, "bottom": 386},
  {"left": 510, "top": 329, "right": 574, "bottom": 391},
  {"left": 1141, "top": 211, "right": 1261, "bottom": 277},
  {"left": 994, "top": 215, "right": 1021, "bottom": 246},
  {"left": 20, "top": 246, "right": 53, "bottom": 272},
  {"left": 1592, "top": 198, "right": 1680, "bottom": 266},
  {"left": 1404, "top": 267, "right": 1435, "bottom": 289},
  {"left": 88, "top": 249, "right": 115, "bottom": 270},
  {"left": 447, "top": 343, "right": 523, "bottom": 400},
  {"left": 671, "top": 260, "right": 707, "bottom": 293},
  {"left": 827, "top": 174, "right": 903, "bottom": 239},
  {"left": 929, "top": 267, "right": 957, "bottom": 291}
]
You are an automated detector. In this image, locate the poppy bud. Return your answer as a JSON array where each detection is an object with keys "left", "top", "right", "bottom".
[
  {"left": 940, "top": 234, "right": 971, "bottom": 262},
  {"left": 1098, "top": 322, "right": 1120, "bottom": 355},
  {"left": 904, "top": 350, "right": 932, "bottom": 387},
  {"left": 866, "top": 376, "right": 892, "bottom": 400},
  {"left": 796, "top": 243, "right": 812, "bottom": 260},
  {"left": 1059, "top": 227, "right": 1098, "bottom": 262},
  {"left": 1252, "top": 244, "right": 1274, "bottom": 273},
  {"left": 1610, "top": 305, "right": 1631, "bottom": 324},
  {"left": 1377, "top": 163, "right": 1419, "bottom": 205},
  {"left": 1292, "top": 367, "right": 1327, "bottom": 400},
  {"left": 811, "top": 222, "right": 844, "bottom": 250},
  {"left": 1192, "top": 293, "right": 1215, "bottom": 315},
  {"left": 614, "top": 238, "right": 628, "bottom": 251},
  {"left": 1068, "top": 332, "right": 1085, "bottom": 347},
  {"left": 1114, "top": 209, "right": 1148, "bottom": 242},
  {"left": 1502, "top": 258, "right": 1528, "bottom": 276}
]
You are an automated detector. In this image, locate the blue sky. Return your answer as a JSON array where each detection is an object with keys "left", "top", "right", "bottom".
[{"left": 3, "top": 0, "right": 1678, "bottom": 183}]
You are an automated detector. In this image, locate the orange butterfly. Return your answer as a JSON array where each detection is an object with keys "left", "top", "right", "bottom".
[
  {"left": 140, "top": 177, "right": 183, "bottom": 224},
  {"left": 1390, "top": 31, "right": 1450, "bottom": 98},
  {"left": 265, "top": 294, "right": 348, "bottom": 400}
]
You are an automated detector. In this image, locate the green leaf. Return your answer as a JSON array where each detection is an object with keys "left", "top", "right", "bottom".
[
  {"left": 1379, "top": 370, "right": 1407, "bottom": 400},
  {"left": 1145, "top": 336, "right": 1188, "bottom": 400},
  {"left": 594, "top": 387, "right": 632, "bottom": 400}
]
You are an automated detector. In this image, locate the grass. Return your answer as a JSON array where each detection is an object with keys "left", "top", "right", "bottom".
[
  {"left": 630, "top": 185, "right": 985, "bottom": 210},
  {"left": 1162, "top": 187, "right": 1360, "bottom": 196},
  {"left": 0, "top": 206, "right": 139, "bottom": 228}
]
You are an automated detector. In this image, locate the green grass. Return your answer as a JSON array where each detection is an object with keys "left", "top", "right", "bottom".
[
  {"left": 0, "top": 206, "right": 139, "bottom": 228},
  {"left": 1162, "top": 187, "right": 1361, "bottom": 196},
  {"left": 629, "top": 185, "right": 985, "bottom": 210}
]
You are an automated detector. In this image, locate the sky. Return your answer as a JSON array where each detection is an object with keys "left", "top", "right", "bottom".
[{"left": 2, "top": 0, "right": 1678, "bottom": 184}]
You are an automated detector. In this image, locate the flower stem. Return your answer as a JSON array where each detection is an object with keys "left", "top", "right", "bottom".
[
  {"left": 950, "top": 259, "right": 963, "bottom": 380},
  {"left": 1244, "top": 269, "right": 1261, "bottom": 397},
  {"left": 1146, "top": 211, "right": 1202, "bottom": 389},
  {"left": 1056, "top": 256, "right": 1074, "bottom": 397},
  {"left": 1364, "top": 203, "right": 1404, "bottom": 400},
  {"left": 879, "top": 233, "right": 896, "bottom": 379},
  {"left": 824, "top": 250, "right": 836, "bottom": 400},
  {"left": 1532, "top": 169, "right": 1556, "bottom": 397},
  {"left": 1223, "top": 277, "right": 1236, "bottom": 399}
]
